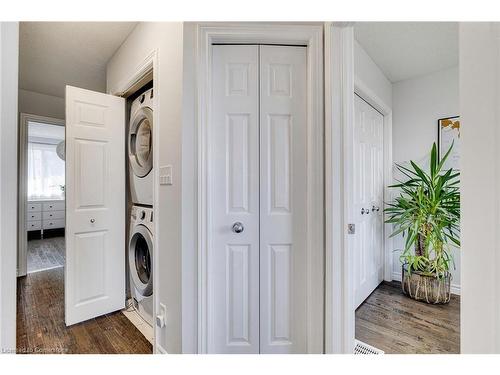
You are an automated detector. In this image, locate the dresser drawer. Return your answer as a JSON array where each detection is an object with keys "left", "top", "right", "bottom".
[
  {"left": 43, "top": 210, "right": 65, "bottom": 220},
  {"left": 27, "top": 212, "right": 42, "bottom": 221},
  {"left": 43, "top": 201, "right": 65, "bottom": 211},
  {"left": 43, "top": 218, "right": 65, "bottom": 230},
  {"left": 27, "top": 203, "right": 42, "bottom": 212},
  {"left": 27, "top": 220, "right": 42, "bottom": 231}
]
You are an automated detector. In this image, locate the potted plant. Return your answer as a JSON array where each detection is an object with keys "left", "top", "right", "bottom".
[{"left": 385, "top": 143, "right": 460, "bottom": 304}]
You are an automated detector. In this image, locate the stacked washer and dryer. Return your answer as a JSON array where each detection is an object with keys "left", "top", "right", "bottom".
[{"left": 127, "top": 87, "right": 154, "bottom": 329}]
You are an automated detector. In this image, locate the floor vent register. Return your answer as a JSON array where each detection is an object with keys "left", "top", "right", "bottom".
[{"left": 354, "top": 340, "right": 385, "bottom": 354}]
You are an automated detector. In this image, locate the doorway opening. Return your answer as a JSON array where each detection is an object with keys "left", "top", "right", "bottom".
[
  {"left": 19, "top": 115, "right": 66, "bottom": 276},
  {"left": 351, "top": 22, "right": 460, "bottom": 354}
]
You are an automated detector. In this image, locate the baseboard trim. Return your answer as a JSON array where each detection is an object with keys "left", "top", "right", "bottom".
[{"left": 391, "top": 272, "right": 460, "bottom": 296}]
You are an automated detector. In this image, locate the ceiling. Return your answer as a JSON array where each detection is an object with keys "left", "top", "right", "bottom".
[
  {"left": 19, "top": 22, "right": 137, "bottom": 98},
  {"left": 354, "top": 22, "right": 458, "bottom": 83}
]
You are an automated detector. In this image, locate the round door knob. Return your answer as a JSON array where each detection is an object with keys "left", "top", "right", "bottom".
[
  {"left": 372, "top": 205, "right": 380, "bottom": 212},
  {"left": 90, "top": 218, "right": 95, "bottom": 224},
  {"left": 232, "top": 222, "right": 244, "bottom": 233}
]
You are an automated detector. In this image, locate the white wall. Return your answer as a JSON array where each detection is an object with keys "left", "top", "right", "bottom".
[
  {"left": 180, "top": 22, "right": 197, "bottom": 354},
  {"left": 392, "top": 66, "right": 460, "bottom": 292},
  {"left": 0, "top": 22, "right": 19, "bottom": 353},
  {"left": 107, "top": 22, "right": 184, "bottom": 354},
  {"left": 354, "top": 40, "right": 392, "bottom": 109},
  {"left": 460, "top": 22, "right": 500, "bottom": 354},
  {"left": 18, "top": 89, "right": 65, "bottom": 119},
  {"left": 393, "top": 67, "right": 459, "bottom": 164}
]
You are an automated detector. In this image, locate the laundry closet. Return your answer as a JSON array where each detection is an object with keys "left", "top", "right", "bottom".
[
  {"left": 124, "top": 80, "right": 155, "bottom": 340},
  {"left": 64, "top": 73, "right": 155, "bottom": 343}
]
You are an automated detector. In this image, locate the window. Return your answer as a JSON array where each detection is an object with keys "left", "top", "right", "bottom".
[{"left": 27, "top": 122, "right": 65, "bottom": 200}]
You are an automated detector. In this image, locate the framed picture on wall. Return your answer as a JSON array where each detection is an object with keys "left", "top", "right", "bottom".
[{"left": 438, "top": 116, "right": 460, "bottom": 170}]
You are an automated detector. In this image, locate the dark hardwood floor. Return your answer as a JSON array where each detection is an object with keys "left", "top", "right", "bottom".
[
  {"left": 17, "top": 267, "right": 152, "bottom": 354},
  {"left": 355, "top": 281, "right": 460, "bottom": 354}
]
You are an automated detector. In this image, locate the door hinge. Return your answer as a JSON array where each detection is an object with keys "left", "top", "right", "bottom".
[{"left": 347, "top": 223, "right": 355, "bottom": 234}]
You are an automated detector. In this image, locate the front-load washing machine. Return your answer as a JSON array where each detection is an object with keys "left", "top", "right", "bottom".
[
  {"left": 128, "top": 205, "right": 154, "bottom": 326},
  {"left": 129, "top": 88, "right": 153, "bottom": 206}
]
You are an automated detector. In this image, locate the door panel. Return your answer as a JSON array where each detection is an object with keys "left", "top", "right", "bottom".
[
  {"left": 209, "top": 45, "right": 308, "bottom": 354},
  {"left": 209, "top": 45, "right": 260, "bottom": 353},
  {"left": 353, "top": 94, "right": 384, "bottom": 309},
  {"left": 65, "top": 86, "right": 125, "bottom": 325},
  {"left": 259, "top": 45, "right": 307, "bottom": 354}
]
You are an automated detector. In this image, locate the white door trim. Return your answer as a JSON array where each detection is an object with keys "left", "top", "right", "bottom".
[
  {"left": 195, "top": 23, "right": 324, "bottom": 354},
  {"left": 324, "top": 22, "right": 355, "bottom": 354},
  {"left": 325, "top": 22, "right": 394, "bottom": 354},
  {"left": 18, "top": 113, "right": 65, "bottom": 277},
  {"left": 108, "top": 49, "right": 162, "bottom": 354}
]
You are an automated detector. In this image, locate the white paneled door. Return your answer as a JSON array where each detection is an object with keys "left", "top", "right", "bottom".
[
  {"left": 65, "top": 86, "right": 125, "bottom": 325},
  {"left": 353, "top": 94, "right": 384, "bottom": 309},
  {"left": 259, "top": 46, "right": 307, "bottom": 353},
  {"left": 209, "top": 45, "right": 307, "bottom": 354},
  {"left": 210, "top": 45, "right": 261, "bottom": 353}
]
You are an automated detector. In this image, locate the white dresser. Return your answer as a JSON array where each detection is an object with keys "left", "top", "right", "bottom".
[{"left": 27, "top": 199, "right": 65, "bottom": 237}]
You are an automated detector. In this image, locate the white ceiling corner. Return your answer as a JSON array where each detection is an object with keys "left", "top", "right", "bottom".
[
  {"left": 354, "top": 22, "right": 458, "bottom": 83},
  {"left": 19, "top": 22, "right": 137, "bottom": 98}
]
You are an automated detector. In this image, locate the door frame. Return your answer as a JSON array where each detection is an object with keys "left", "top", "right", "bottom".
[
  {"left": 195, "top": 23, "right": 324, "bottom": 353},
  {"left": 324, "top": 23, "right": 393, "bottom": 353},
  {"left": 17, "top": 113, "right": 65, "bottom": 277}
]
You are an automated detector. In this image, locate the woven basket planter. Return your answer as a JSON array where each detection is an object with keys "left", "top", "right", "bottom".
[{"left": 401, "top": 264, "right": 452, "bottom": 304}]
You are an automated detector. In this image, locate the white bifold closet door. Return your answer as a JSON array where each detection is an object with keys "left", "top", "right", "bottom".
[
  {"left": 210, "top": 44, "right": 307, "bottom": 354},
  {"left": 353, "top": 94, "right": 384, "bottom": 309}
]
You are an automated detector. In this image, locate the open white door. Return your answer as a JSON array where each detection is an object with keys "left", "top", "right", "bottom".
[{"left": 65, "top": 86, "right": 125, "bottom": 326}]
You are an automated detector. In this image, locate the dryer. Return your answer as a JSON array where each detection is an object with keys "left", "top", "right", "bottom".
[
  {"left": 128, "top": 205, "right": 154, "bottom": 326},
  {"left": 129, "top": 88, "right": 153, "bottom": 206}
]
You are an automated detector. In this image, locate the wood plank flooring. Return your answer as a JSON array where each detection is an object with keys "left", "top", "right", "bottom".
[
  {"left": 17, "top": 267, "right": 152, "bottom": 354},
  {"left": 355, "top": 281, "right": 460, "bottom": 354},
  {"left": 27, "top": 236, "right": 65, "bottom": 273}
]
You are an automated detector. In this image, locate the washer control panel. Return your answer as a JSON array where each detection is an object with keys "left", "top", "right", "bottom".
[{"left": 131, "top": 205, "right": 154, "bottom": 232}]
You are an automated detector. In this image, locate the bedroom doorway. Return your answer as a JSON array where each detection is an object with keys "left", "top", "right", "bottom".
[{"left": 18, "top": 114, "right": 66, "bottom": 276}]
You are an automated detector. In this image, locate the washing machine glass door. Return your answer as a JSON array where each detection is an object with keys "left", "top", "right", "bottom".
[
  {"left": 129, "top": 107, "right": 153, "bottom": 178},
  {"left": 129, "top": 225, "right": 153, "bottom": 297}
]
